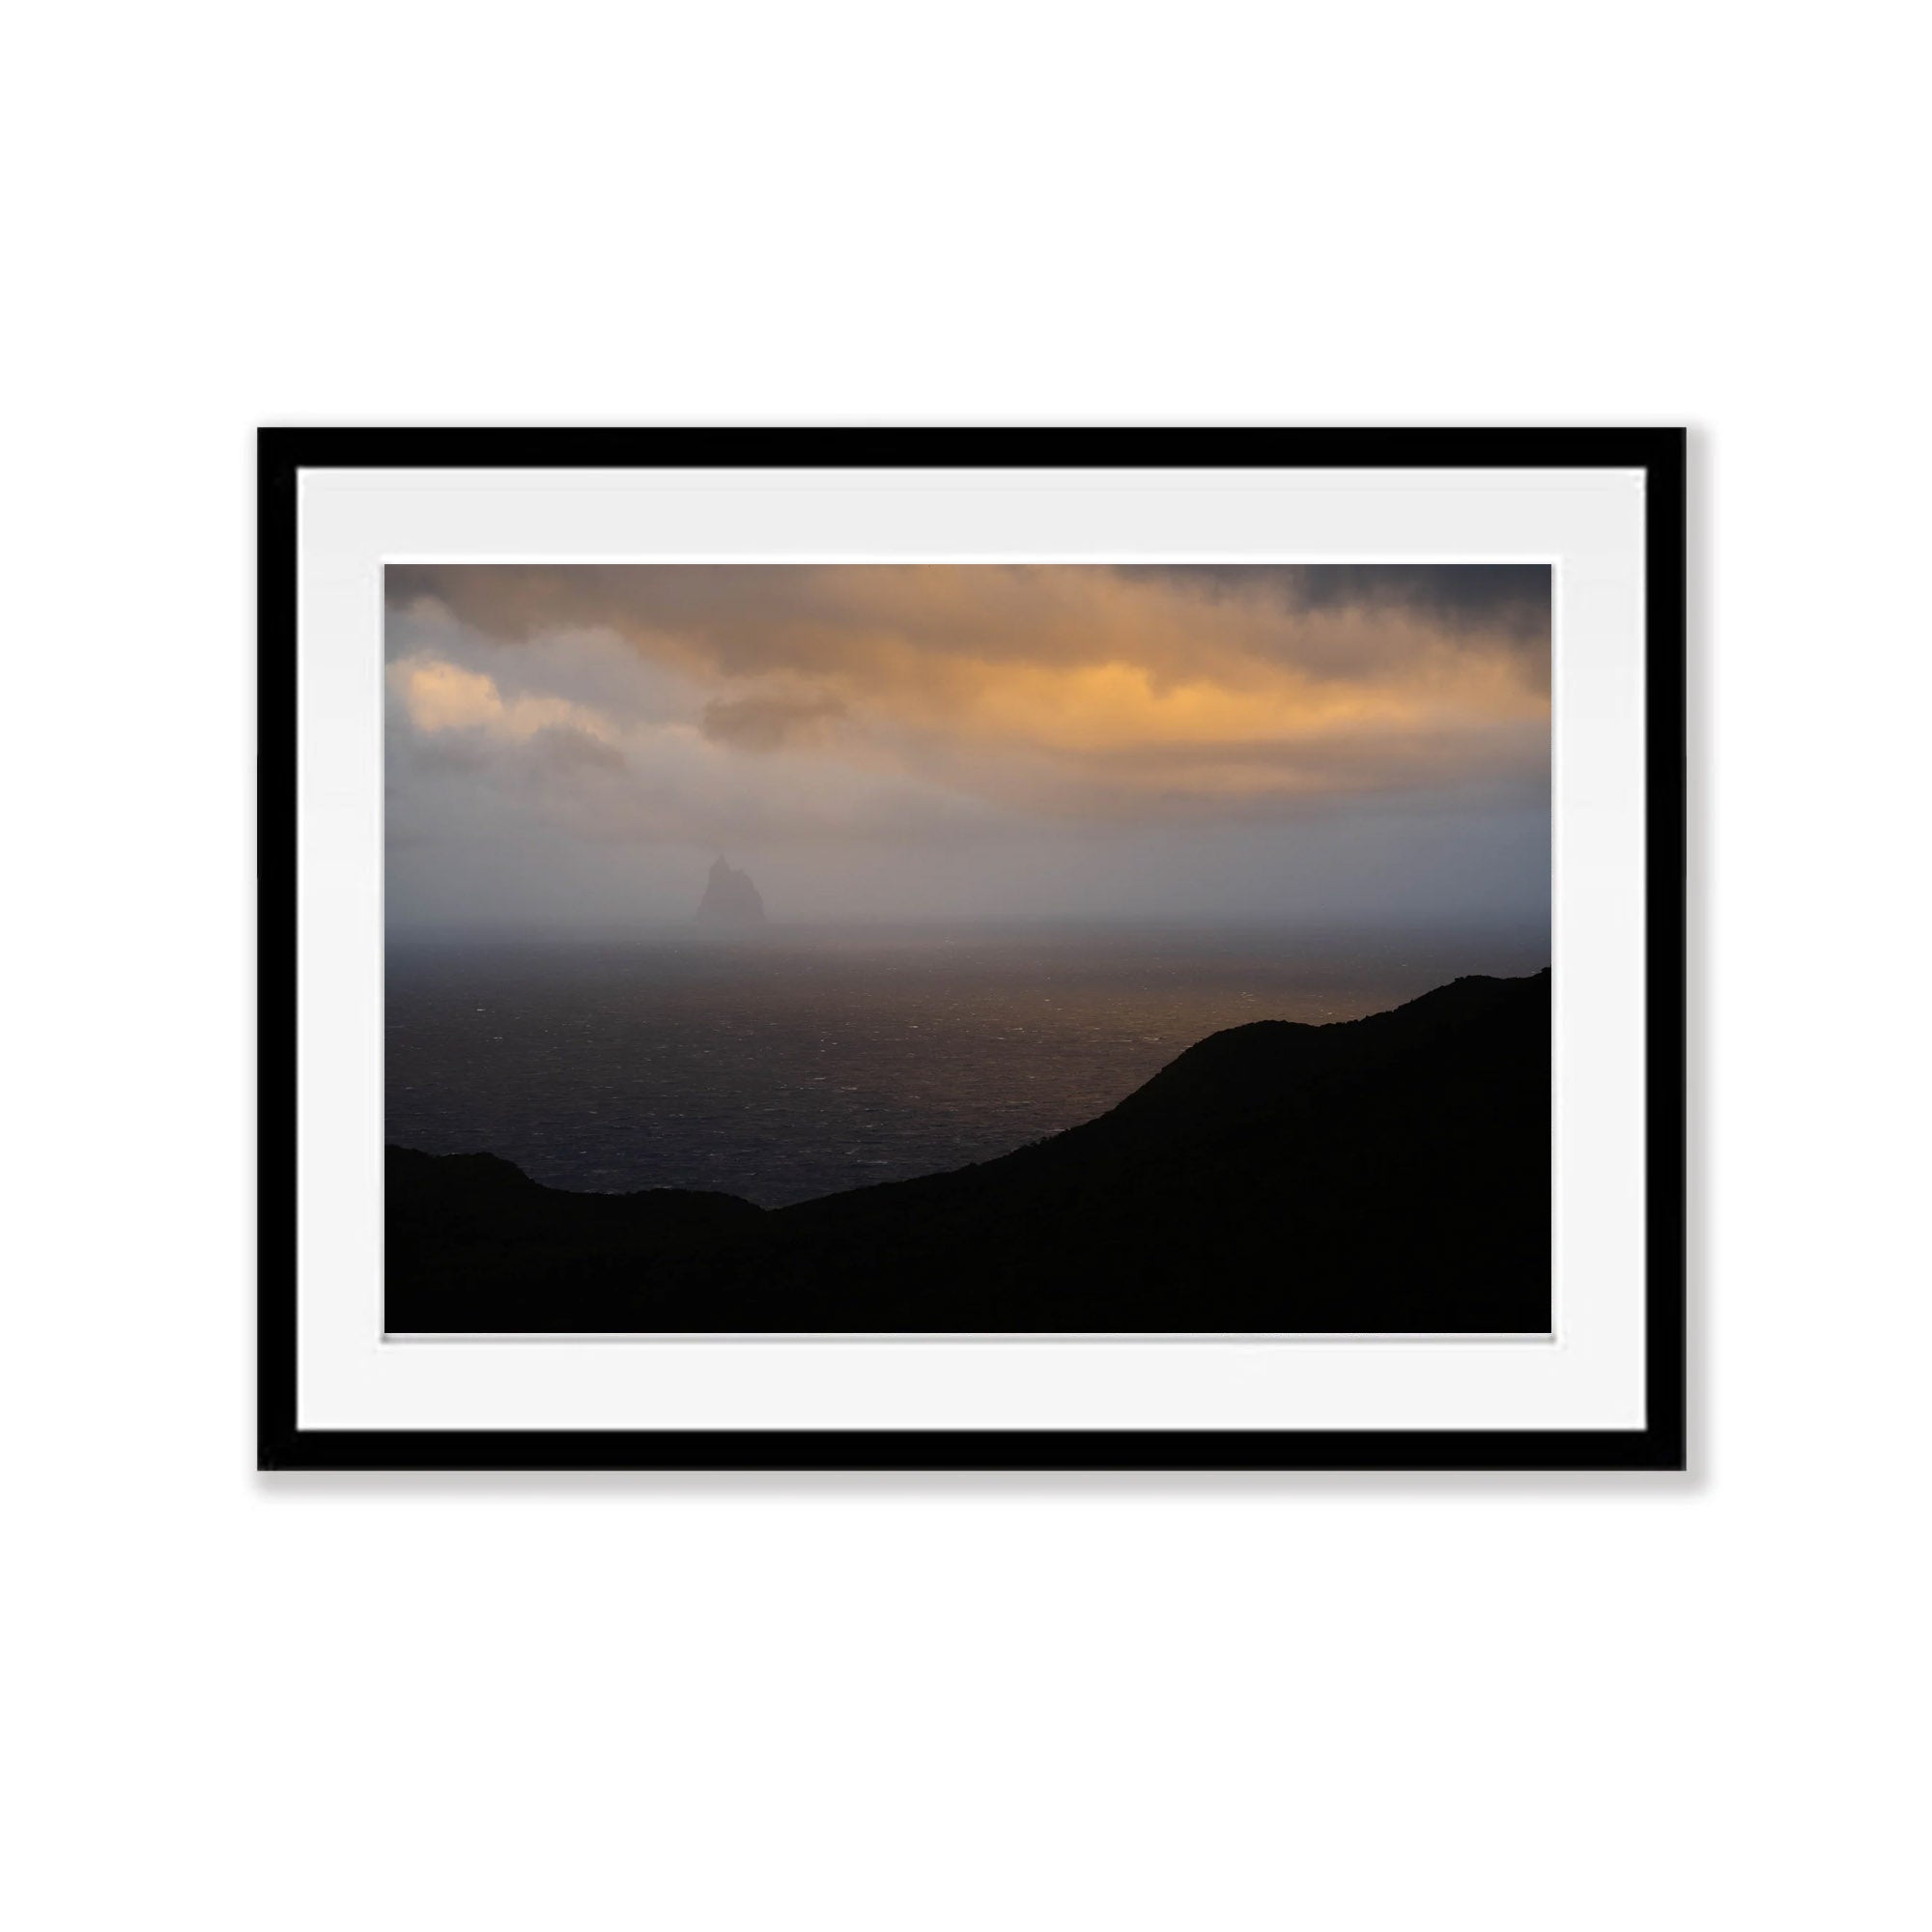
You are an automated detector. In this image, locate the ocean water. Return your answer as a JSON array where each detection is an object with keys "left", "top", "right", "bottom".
[{"left": 385, "top": 925, "right": 1548, "bottom": 1207}]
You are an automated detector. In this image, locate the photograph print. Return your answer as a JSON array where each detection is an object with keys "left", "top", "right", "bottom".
[{"left": 384, "top": 559, "right": 1552, "bottom": 1337}]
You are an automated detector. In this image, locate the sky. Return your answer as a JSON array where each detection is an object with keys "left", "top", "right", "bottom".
[{"left": 384, "top": 564, "right": 1549, "bottom": 934}]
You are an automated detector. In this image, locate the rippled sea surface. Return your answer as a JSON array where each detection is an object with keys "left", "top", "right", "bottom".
[{"left": 386, "top": 925, "right": 1548, "bottom": 1207}]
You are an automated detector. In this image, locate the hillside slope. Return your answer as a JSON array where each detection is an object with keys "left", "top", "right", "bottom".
[{"left": 385, "top": 970, "right": 1550, "bottom": 1333}]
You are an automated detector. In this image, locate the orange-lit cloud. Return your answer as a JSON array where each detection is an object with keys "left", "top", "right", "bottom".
[
  {"left": 390, "top": 657, "right": 614, "bottom": 746},
  {"left": 384, "top": 564, "right": 1548, "bottom": 824}
]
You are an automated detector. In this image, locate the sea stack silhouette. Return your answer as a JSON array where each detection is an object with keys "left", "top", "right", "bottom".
[{"left": 695, "top": 856, "right": 766, "bottom": 930}]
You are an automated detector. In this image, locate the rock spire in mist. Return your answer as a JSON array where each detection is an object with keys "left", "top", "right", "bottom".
[{"left": 696, "top": 856, "right": 767, "bottom": 930}]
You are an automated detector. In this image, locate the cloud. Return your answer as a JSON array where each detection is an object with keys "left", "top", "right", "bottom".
[
  {"left": 383, "top": 565, "right": 1549, "bottom": 837},
  {"left": 389, "top": 655, "right": 618, "bottom": 748},
  {"left": 700, "top": 691, "right": 846, "bottom": 752},
  {"left": 1113, "top": 563, "right": 1549, "bottom": 640},
  {"left": 384, "top": 561, "right": 1548, "bottom": 689},
  {"left": 527, "top": 724, "right": 627, "bottom": 773}
]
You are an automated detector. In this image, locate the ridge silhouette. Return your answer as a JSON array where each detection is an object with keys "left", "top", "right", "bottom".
[{"left": 385, "top": 969, "right": 1550, "bottom": 1333}]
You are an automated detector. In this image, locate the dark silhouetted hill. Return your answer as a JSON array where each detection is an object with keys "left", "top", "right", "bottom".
[{"left": 385, "top": 970, "right": 1549, "bottom": 1334}]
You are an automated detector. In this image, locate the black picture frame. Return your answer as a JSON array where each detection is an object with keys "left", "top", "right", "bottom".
[{"left": 259, "top": 427, "right": 1686, "bottom": 1472}]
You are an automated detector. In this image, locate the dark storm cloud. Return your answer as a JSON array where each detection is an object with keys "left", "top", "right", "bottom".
[{"left": 1111, "top": 564, "right": 1549, "bottom": 640}]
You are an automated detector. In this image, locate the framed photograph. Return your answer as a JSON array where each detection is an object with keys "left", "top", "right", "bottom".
[{"left": 260, "top": 428, "right": 1685, "bottom": 1471}]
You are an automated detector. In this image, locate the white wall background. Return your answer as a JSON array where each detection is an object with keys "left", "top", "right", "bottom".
[{"left": 5, "top": 4, "right": 1927, "bottom": 1927}]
